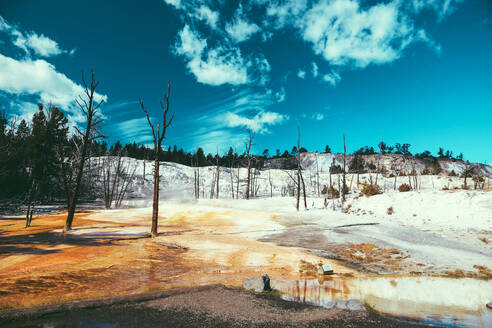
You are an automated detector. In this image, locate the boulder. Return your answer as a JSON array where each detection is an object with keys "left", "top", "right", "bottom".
[{"left": 243, "top": 274, "right": 272, "bottom": 292}]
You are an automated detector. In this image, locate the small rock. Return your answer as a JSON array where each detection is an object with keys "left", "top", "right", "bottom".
[
  {"left": 347, "top": 299, "right": 366, "bottom": 311},
  {"left": 487, "top": 302, "right": 492, "bottom": 310},
  {"left": 334, "top": 299, "right": 365, "bottom": 311},
  {"left": 243, "top": 274, "right": 272, "bottom": 292},
  {"left": 318, "top": 263, "right": 334, "bottom": 275}
]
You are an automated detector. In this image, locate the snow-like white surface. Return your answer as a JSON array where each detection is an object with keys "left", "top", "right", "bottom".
[{"left": 83, "top": 156, "right": 492, "bottom": 273}]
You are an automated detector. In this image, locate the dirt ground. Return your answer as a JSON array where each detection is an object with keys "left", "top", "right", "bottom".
[{"left": 1, "top": 285, "right": 430, "bottom": 328}]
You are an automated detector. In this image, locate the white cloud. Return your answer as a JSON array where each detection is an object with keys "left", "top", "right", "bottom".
[
  {"left": 0, "top": 53, "right": 107, "bottom": 123},
  {"left": 266, "top": 0, "right": 308, "bottom": 28},
  {"left": 165, "top": 0, "right": 451, "bottom": 87},
  {"left": 409, "top": 0, "right": 464, "bottom": 20},
  {"left": 162, "top": 0, "right": 181, "bottom": 9},
  {"left": 17, "top": 32, "right": 65, "bottom": 57},
  {"left": 194, "top": 5, "right": 219, "bottom": 29},
  {"left": 225, "top": 6, "right": 261, "bottom": 43},
  {"left": 0, "top": 16, "right": 69, "bottom": 57},
  {"left": 312, "top": 62, "right": 319, "bottom": 77},
  {"left": 300, "top": 0, "right": 416, "bottom": 68},
  {"left": 175, "top": 25, "right": 206, "bottom": 58},
  {"left": 175, "top": 89, "right": 288, "bottom": 150},
  {"left": 312, "top": 112, "right": 324, "bottom": 121},
  {"left": 297, "top": 69, "right": 306, "bottom": 79},
  {"left": 255, "top": 55, "right": 271, "bottom": 84},
  {"left": 275, "top": 87, "right": 286, "bottom": 103},
  {"left": 114, "top": 117, "right": 153, "bottom": 144},
  {"left": 322, "top": 71, "right": 341, "bottom": 86},
  {"left": 175, "top": 25, "right": 249, "bottom": 86},
  {"left": 223, "top": 110, "right": 288, "bottom": 134}
]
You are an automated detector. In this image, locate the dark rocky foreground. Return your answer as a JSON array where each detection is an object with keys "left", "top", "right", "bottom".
[{"left": 0, "top": 285, "right": 434, "bottom": 328}]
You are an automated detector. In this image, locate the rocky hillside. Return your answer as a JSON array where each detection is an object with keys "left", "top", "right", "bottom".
[
  {"left": 268, "top": 153, "right": 492, "bottom": 177},
  {"left": 87, "top": 153, "right": 492, "bottom": 205}
]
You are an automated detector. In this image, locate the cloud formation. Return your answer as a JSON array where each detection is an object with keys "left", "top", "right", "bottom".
[
  {"left": 224, "top": 111, "right": 288, "bottom": 134},
  {"left": 0, "top": 53, "right": 106, "bottom": 123},
  {"left": 0, "top": 16, "right": 71, "bottom": 57},
  {"left": 226, "top": 6, "right": 261, "bottom": 43},
  {"left": 175, "top": 25, "right": 249, "bottom": 86},
  {"left": 163, "top": 0, "right": 453, "bottom": 87},
  {"left": 322, "top": 71, "right": 341, "bottom": 86}
]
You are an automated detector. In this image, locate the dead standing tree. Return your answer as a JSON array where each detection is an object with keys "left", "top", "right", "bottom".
[
  {"left": 245, "top": 129, "right": 254, "bottom": 199},
  {"left": 342, "top": 135, "right": 347, "bottom": 203},
  {"left": 139, "top": 81, "right": 174, "bottom": 238},
  {"left": 296, "top": 128, "right": 307, "bottom": 211},
  {"left": 64, "top": 70, "right": 105, "bottom": 233}
]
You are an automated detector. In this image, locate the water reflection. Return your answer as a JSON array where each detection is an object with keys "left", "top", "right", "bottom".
[{"left": 273, "top": 276, "right": 492, "bottom": 328}]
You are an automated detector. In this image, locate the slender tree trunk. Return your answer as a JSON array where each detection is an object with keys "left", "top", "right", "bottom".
[
  {"left": 236, "top": 165, "right": 240, "bottom": 199},
  {"left": 300, "top": 170, "right": 307, "bottom": 209},
  {"left": 230, "top": 164, "right": 234, "bottom": 199},
  {"left": 151, "top": 151, "right": 159, "bottom": 237},
  {"left": 216, "top": 165, "right": 220, "bottom": 199},
  {"left": 342, "top": 135, "right": 347, "bottom": 203},
  {"left": 296, "top": 168, "right": 300, "bottom": 211},
  {"left": 246, "top": 157, "right": 251, "bottom": 199},
  {"left": 64, "top": 125, "right": 91, "bottom": 232}
]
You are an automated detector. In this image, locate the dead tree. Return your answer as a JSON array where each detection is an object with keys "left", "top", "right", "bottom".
[
  {"left": 64, "top": 70, "right": 105, "bottom": 233},
  {"left": 102, "top": 152, "right": 136, "bottom": 209},
  {"left": 296, "top": 128, "right": 307, "bottom": 211},
  {"left": 342, "top": 135, "right": 347, "bottom": 203},
  {"left": 268, "top": 170, "right": 273, "bottom": 197},
  {"left": 315, "top": 153, "right": 320, "bottom": 197},
  {"left": 236, "top": 164, "right": 240, "bottom": 199},
  {"left": 139, "top": 81, "right": 174, "bottom": 238},
  {"left": 245, "top": 129, "right": 254, "bottom": 199},
  {"left": 229, "top": 155, "right": 235, "bottom": 199},
  {"left": 215, "top": 149, "right": 220, "bottom": 199}
]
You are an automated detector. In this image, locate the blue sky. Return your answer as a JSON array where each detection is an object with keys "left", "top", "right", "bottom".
[{"left": 0, "top": 0, "right": 491, "bottom": 162}]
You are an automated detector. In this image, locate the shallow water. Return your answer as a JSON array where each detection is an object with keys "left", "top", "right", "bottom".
[{"left": 273, "top": 276, "right": 492, "bottom": 328}]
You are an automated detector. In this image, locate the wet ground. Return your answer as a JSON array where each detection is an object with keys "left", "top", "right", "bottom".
[{"left": 1, "top": 200, "right": 491, "bottom": 327}]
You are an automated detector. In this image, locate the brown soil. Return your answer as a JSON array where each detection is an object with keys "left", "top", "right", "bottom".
[{"left": 0, "top": 285, "right": 431, "bottom": 328}]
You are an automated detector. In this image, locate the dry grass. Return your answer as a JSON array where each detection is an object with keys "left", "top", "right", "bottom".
[
  {"left": 444, "top": 265, "right": 492, "bottom": 280},
  {"left": 478, "top": 237, "right": 489, "bottom": 244},
  {"left": 360, "top": 184, "right": 382, "bottom": 197},
  {"left": 398, "top": 184, "right": 412, "bottom": 192},
  {"left": 298, "top": 260, "right": 320, "bottom": 276},
  {"left": 333, "top": 243, "right": 403, "bottom": 272}
]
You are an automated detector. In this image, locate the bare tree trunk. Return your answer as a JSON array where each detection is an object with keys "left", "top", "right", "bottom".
[
  {"left": 236, "top": 165, "right": 240, "bottom": 199},
  {"left": 210, "top": 171, "right": 216, "bottom": 199},
  {"left": 230, "top": 163, "right": 234, "bottom": 199},
  {"left": 151, "top": 152, "right": 160, "bottom": 236},
  {"left": 300, "top": 169, "right": 307, "bottom": 209},
  {"left": 315, "top": 153, "right": 320, "bottom": 197},
  {"left": 216, "top": 165, "right": 220, "bottom": 199},
  {"left": 342, "top": 135, "right": 347, "bottom": 203},
  {"left": 296, "top": 168, "right": 300, "bottom": 211},
  {"left": 64, "top": 70, "right": 105, "bottom": 233},
  {"left": 245, "top": 129, "right": 253, "bottom": 200},
  {"left": 139, "top": 81, "right": 174, "bottom": 238},
  {"left": 269, "top": 170, "right": 273, "bottom": 198}
]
